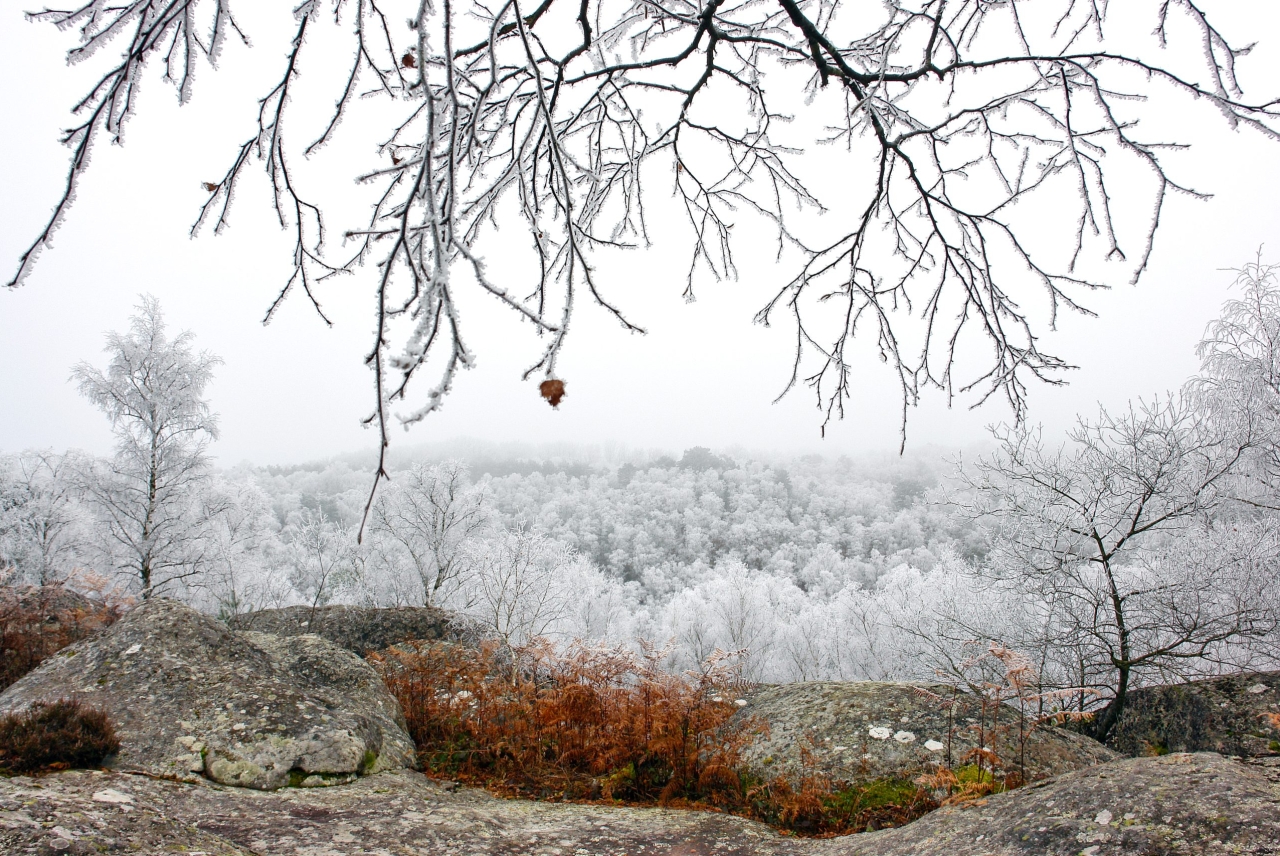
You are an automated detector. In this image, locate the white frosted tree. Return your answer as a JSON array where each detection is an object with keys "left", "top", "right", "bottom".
[
  {"left": 193, "top": 474, "right": 290, "bottom": 618},
  {"left": 72, "top": 296, "right": 222, "bottom": 598},
  {"left": 658, "top": 559, "right": 802, "bottom": 682},
  {"left": 959, "top": 400, "right": 1278, "bottom": 741},
  {"left": 557, "top": 560, "right": 645, "bottom": 645},
  {"left": 367, "top": 461, "right": 489, "bottom": 607},
  {"left": 1192, "top": 259, "right": 1280, "bottom": 504},
  {"left": 282, "top": 507, "right": 361, "bottom": 624},
  {"left": 0, "top": 450, "right": 93, "bottom": 586},
  {"left": 453, "top": 528, "right": 577, "bottom": 649}
]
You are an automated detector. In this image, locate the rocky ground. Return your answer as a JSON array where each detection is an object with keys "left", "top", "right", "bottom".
[
  {"left": 1106, "top": 671, "right": 1280, "bottom": 758},
  {"left": 228, "top": 605, "right": 483, "bottom": 658},
  {"left": 737, "top": 681, "right": 1118, "bottom": 785},
  {"left": 4, "top": 598, "right": 1279, "bottom": 854},
  {"left": 1, "top": 752, "right": 1277, "bottom": 855}
]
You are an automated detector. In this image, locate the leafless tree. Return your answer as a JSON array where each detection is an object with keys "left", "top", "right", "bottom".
[
  {"left": 368, "top": 460, "right": 489, "bottom": 606},
  {"left": 958, "top": 399, "right": 1279, "bottom": 741},
  {"left": 9, "top": 1, "right": 1280, "bottom": 504},
  {"left": 0, "top": 450, "right": 93, "bottom": 586},
  {"left": 457, "top": 526, "right": 575, "bottom": 648},
  {"left": 72, "top": 296, "right": 223, "bottom": 598},
  {"left": 282, "top": 506, "right": 361, "bottom": 624},
  {"left": 1191, "top": 258, "right": 1280, "bottom": 505},
  {"left": 194, "top": 475, "right": 293, "bottom": 618}
]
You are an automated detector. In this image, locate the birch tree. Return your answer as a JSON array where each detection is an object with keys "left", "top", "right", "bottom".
[
  {"left": 72, "top": 296, "right": 222, "bottom": 598},
  {"left": 9, "top": 1, "right": 1280, "bottom": 482}
]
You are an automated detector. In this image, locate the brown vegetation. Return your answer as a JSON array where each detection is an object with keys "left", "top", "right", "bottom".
[
  {"left": 370, "top": 640, "right": 750, "bottom": 803},
  {"left": 370, "top": 640, "right": 951, "bottom": 836},
  {"left": 0, "top": 581, "right": 123, "bottom": 691},
  {"left": 0, "top": 698, "right": 120, "bottom": 774}
]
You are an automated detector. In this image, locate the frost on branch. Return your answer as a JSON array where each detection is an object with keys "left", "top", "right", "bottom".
[{"left": 9, "top": 0, "right": 1280, "bottom": 462}]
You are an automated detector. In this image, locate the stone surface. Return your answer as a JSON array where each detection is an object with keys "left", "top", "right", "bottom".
[
  {"left": 1106, "top": 671, "right": 1280, "bottom": 758},
  {"left": 228, "top": 604, "right": 482, "bottom": 657},
  {"left": 736, "top": 681, "right": 1118, "bottom": 784},
  {"left": 0, "top": 772, "right": 252, "bottom": 855},
  {"left": 1, "top": 752, "right": 1277, "bottom": 855},
  {"left": 0, "top": 598, "right": 415, "bottom": 789}
]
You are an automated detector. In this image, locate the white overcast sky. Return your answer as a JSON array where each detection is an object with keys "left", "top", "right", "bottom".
[{"left": 3, "top": 2, "right": 1280, "bottom": 466}]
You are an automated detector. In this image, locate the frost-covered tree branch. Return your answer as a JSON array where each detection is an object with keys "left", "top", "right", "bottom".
[
  {"left": 956, "top": 398, "right": 1279, "bottom": 741},
  {"left": 9, "top": 0, "right": 1280, "bottom": 482}
]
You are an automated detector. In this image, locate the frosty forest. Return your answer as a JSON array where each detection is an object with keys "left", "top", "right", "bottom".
[
  {"left": 8, "top": 4, "right": 1280, "bottom": 832},
  {"left": 8, "top": 1, "right": 1280, "bottom": 851},
  {"left": 7, "top": 261, "right": 1280, "bottom": 747}
]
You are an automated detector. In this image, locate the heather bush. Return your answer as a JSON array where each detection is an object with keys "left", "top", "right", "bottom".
[{"left": 0, "top": 699, "right": 120, "bottom": 774}]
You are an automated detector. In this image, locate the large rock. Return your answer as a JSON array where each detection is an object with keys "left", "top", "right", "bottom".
[
  {"left": 0, "top": 598, "right": 416, "bottom": 789},
  {"left": 737, "top": 681, "right": 1118, "bottom": 785},
  {"left": 228, "top": 604, "right": 482, "bottom": 657},
  {"left": 1105, "top": 670, "right": 1280, "bottom": 758},
  {"left": 1, "top": 753, "right": 1277, "bottom": 855}
]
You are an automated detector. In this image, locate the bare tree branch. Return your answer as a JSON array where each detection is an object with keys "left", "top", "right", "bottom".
[{"left": 10, "top": 0, "right": 1280, "bottom": 463}]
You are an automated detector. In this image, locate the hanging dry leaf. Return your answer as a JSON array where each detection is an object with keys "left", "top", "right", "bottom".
[
  {"left": 539, "top": 379, "right": 566, "bottom": 408},
  {"left": 202, "top": 182, "right": 218, "bottom": 192},
  {"left": 402, "top": 52, "right": 416, "bottom": 68}
]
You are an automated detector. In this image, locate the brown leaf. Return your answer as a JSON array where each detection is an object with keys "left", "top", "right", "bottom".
[
  {"left": 392, "top": 155, "right": 403, "bottom": 165},
  {"left": 202, "top": 182, "right": 218, "bottom": 192},
  {"left": 539, "top": 379, "right": 566, "bottom": 408},
  {"left": 402, "top": 52, "right": 416, "bottom": 68}
]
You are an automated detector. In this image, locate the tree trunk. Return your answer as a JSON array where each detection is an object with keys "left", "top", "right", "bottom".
[
  {"left": 1093, "top": 661, "right": 1131, "bottom": 744},
  {"left": 140, "top": 431, "right": 161, "bottom": 599},
  {"left": 1094, "top": 544, "right": 1132, "bottom": 744}
]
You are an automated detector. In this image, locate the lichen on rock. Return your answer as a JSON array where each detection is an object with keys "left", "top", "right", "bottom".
[
  {"left": 736, "top": 681, "right": 1118, "bottom": 786},
  {"left": 0, "top": 599, "right": 416, "bottom": 790},
  {"left": 1104, "top": 670, "right": 1280, "bottom": 758}
]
